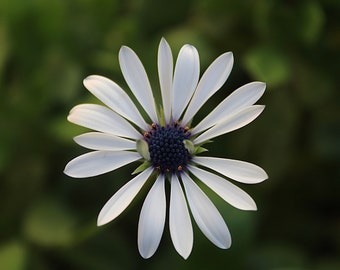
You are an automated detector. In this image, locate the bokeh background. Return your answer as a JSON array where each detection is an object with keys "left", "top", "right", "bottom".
[{"left": 1, "top": 0, "right": 339, "bottom": 269}]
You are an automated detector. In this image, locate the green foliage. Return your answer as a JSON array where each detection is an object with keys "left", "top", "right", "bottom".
[
  {"left": 132, "top": 160, "right": 151, "bottom": 175},
  {"left": 136, "top": 139, "right": 150, "bottom": 160},
  {"left": 23, "top": 198, "right": 78, "bottom": 247},
  {"left": 0, "top": 241, "right": 27, "bottom": 270},
  {"left": 244, "top": 45, "right": 291, "bottom": 87},
  {"left": 0, "top": 0, "right": 339, "bottom": 269}
]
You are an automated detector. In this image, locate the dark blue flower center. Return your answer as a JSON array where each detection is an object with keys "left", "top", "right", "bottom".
[{"left": 144, "top": 123, "right": 191, "bottom": 173}]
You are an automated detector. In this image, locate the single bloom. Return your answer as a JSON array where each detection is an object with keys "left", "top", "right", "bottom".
[{"left": 64, "top": 38, "right": 268, "bottom": 259}]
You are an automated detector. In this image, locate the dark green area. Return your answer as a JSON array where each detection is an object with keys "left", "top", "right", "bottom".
[{"left": 0, "top": 0, "right": 339, "bottom": 269}]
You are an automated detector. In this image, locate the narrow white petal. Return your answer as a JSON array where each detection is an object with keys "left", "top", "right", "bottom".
[
  {"left": 68, "top": 104, "right": 141, "bottom": 140},
  {"left": 158, "top": 38, "right": 173, "bottom": 124},
  {"left": 64, "top": 151, "right": 141, "bottom": 178},
  {"left": 119, "top": 46, "right": 158, "bottom": 122},
  {"left": 193, "top": 82, "right": 266, "bottom": 134},
  {"left": 193, "top": 156, "right": 268, "bottom": 184},
  {"left": 83, "top": 75, "right": 148, "bottom": 130},
  {"left": 97, "top": 167, "right": 153, "bottom": 226},
  {"left": 182, "top": 52, "right": 234, "bottom": 125},
  {"left": 172, "top": 44, "right": 199, "bottom": 121},
  {"left": 181, "top": 173, "right": 231, "bottom": 249},
  {"left": 194, "top": 105, "right": 265, "bottom": 144},
  {"left": 73, "top": 132, "right": 136, "bottom": 151},
  {"left": 188, "top": 165, "right": 257, "bottom": 210},
  {"left": 169, "top": 174, "right": 193, "bottom": 259},
  {"left": 138, "top": 174, "right": 166, "bottom": 258}
]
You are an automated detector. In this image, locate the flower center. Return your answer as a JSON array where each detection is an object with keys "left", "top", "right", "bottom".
[{"left": 144, "top": 122, "right": 191, "bottom": 173}]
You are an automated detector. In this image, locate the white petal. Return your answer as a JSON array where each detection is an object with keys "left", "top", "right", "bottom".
[
  {"left": 158, "top": 38, "right": 173, "bottom": 124},
  {"left": 181, "top": 172, "right": 231, "bottom": 249},
  {"left": 172, "top": 44, "right": 199, "bottom": 121},
  {"left": 193, "top": 156, "right": 268, "bottom": 184},
  {"left": 97, "top": 167, "right": 153, "bottom": 226},
  {"left": 188, "top": 165, "right": 257, "bottom": 210},
  {"left": 138, "top": 174, "right": 166, "bottom": 258},
  {"left": 64, "top": 151, "right": 141, "bottom": 178},
  {"left": 119, "top": 46, "right": 158, "bottom": 122},
  {"left": 194, "top": 105, "right": 265, "bottom": 144},
  {"left": 182, "top": 52, "right": 234, "bottom": 125},
  {"left": 68, "top": 104, "right": 141, "bottom": 140},
  {"left": 193, "top": 82, "right": 266, "bottom": 134},
  {"left": 73, "top": 132, "right": 136, "bottom": 151},
  {"left": 169, "top": 174, "right": 193, "bottom": 259},
  {"left": 83, "top": 75, "right": 148, "bottom": 130}
]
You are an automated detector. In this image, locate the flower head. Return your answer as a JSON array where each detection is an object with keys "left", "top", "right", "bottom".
[{"left": 64, "top": 38, "right": 268, "bottom": 259}]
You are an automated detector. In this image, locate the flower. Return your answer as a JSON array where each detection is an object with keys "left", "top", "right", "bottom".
[{"left": 64, "top": 38, "right": 268, "bottom": 259}]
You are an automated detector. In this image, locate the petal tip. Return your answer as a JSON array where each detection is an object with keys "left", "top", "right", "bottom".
[
  {"left": 247, "top": 203, "right": 258, "bottom": 211},
  {"left": 262, "top": 171, "right": 269, "bottom": 181},
  {"left": 63, "top": 163, "right": 73, "bottom": 177},
  {"left": 119, "top": 45, "right": 129, "bottom": 56},
  {"left": 253, "top": 81, "right": 267, "bottom": 92},
  {"left": 258, "top": 104, "right": 266, "bottom": 111},
  {"left": 66, "top": 113, "right": 72, "bottom": 121},
  {"left": 181, "top": 44, "right": 198, "bottom": 54},
  {"left": 160, "top": 37, "right": 167, "bottom": 44},
  {"left": 180, "top": 252, "right": 191, "bottom": 260},
  {"left": 97, "top": 216, "right": 107, "bottom": 227},
  {"left": 63, "top": 167, "right": 78, "bottom": 178},
  {"left": 139, "top": 249, "right": 154, "bottom": 259},
  {"left": 225, "top": 51, "right": 234, "bottom": 59},
  {"left": 82, "top": 75, "right": 98, "bottom": 88},
  {"left": 220, "top": 236, "right": 232, "bottom": 249},
  {"left": 83, "top": 75, "right": 92, "bottom": 84}
]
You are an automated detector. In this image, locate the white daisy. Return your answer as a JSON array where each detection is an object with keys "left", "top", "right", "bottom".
[{"left": 64, "top": 38, "right": 268, "bottom": 259}]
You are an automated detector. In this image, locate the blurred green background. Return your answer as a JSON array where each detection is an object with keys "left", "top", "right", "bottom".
[{"left": 0, "top": 0, "right": 339, "bottom": 269}]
